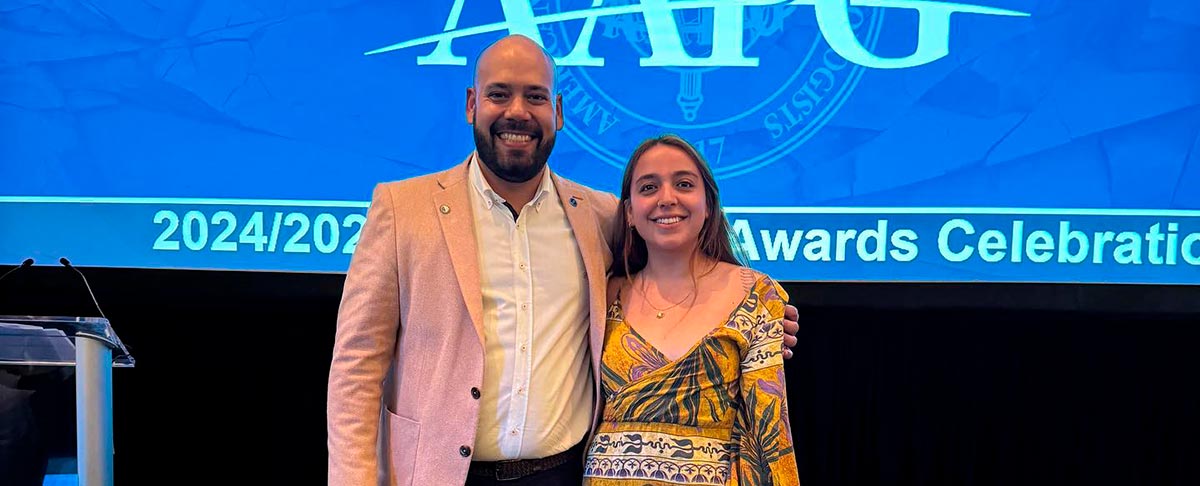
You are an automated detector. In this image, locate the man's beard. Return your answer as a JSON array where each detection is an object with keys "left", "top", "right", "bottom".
[{"left": 473, "top": 120, "right": 556, "bottom": 184}]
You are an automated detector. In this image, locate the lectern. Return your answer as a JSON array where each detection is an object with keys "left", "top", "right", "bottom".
[{"left": 0, "top": 316, "right": 133, "bottom": 486}]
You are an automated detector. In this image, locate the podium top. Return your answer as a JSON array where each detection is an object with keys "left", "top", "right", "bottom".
[{"left": 0, "top": 315, "right": 134, "bottom": 367}]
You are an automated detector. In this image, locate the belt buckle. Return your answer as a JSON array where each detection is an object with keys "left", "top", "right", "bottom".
[{"left": 493, "top": 458, "right": 528, "bottom": 481}]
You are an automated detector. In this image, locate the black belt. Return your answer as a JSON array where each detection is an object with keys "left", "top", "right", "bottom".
[{"left": 468, "top": 440, "right": 584, "bottom": 481}]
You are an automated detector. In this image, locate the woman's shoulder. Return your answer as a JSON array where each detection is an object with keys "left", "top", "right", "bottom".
[
  {"left": 708, "top": 263, "right": 775, "bottom": 294},
  {"left": 723, "top": 264, "right": 788, "bottom": 306}
]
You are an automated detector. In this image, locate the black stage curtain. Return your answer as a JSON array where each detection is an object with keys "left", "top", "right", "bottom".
[{"left": 2, "top": 268, "right": 1197, "bottom": 485}]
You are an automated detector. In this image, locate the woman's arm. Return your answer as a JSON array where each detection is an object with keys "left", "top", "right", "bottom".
[{"left": 734, "top": 277, "right": 801, "bottom": 486}]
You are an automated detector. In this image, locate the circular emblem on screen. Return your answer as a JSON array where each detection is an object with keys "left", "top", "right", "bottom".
[{"left": 534, "top": 1, "right": 884, "bottom": 179}]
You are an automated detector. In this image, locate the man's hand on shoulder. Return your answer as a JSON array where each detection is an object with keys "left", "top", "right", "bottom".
[{"left": 781, "top": 304, "right": 799, "bottom": 359}]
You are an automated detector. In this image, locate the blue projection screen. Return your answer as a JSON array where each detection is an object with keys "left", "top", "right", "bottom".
[{"left": 1, "top": 0, "right": 1198, "bottom": 284}]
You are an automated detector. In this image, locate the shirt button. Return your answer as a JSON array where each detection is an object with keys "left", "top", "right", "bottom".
[
  {"left": 460, "top": 446, "right": 472, "bottom": 457},
  {"left": 521, "top": 303, "right": 528, "bottom": 310},
  {"left": 520, "top": 344, "right": 527, "bottom": 352},
  {"left": 519, "top": 263, "right": 526, "bottom": 270},
  {"left": 510, "top": 429, "right": 518, "bottom": 436},
  {"left": 470, "top": 387, "right": 481, "bottom": 399}
]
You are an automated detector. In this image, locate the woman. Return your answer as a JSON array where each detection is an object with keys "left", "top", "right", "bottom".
[{"left": 583, "top": 135, "right": 799, "bottom": 486}]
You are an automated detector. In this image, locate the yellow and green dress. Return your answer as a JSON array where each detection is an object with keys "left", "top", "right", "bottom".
[{"left": 583, "top": 273, "right": 799, "bottom": 486}]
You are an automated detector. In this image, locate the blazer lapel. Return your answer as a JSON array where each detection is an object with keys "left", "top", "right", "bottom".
[
  {"left": 434, "top": 158, "right": 485, "bottom": 346},
  {"left": 553, "top": 175, "right": 609, "bottom": 368}
]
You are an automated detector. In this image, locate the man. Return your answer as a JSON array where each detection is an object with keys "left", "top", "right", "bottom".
[{"left": 328, "top": 35, "right": 799, "bottom": 486}]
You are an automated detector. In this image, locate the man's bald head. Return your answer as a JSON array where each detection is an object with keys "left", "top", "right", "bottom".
[{"left": 473, "top": 34, "right": 557, "bottom": 93}]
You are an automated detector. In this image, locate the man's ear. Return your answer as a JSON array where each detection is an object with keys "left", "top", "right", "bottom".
[
  {"left": 466, "top": 87, "right": 477, "bottom": 125},
  {"left": 555, "top": 92, "right": 564, "bottom": 131}
]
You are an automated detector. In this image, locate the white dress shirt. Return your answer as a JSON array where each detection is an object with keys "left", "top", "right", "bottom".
[{"left": 468, "top": 156, "right": 594, "bottom": 461}]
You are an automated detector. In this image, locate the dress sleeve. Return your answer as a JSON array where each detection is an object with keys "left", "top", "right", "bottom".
[{"left": 733, "top": 276, "right": 800, "bottom": 486}]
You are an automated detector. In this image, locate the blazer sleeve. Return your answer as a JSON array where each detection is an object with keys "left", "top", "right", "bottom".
[{"left": 328, "top": 183, "right": 403, "bottom": 485}]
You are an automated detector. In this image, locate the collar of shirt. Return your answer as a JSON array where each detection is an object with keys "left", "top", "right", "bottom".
[{"left": 468, "top": 152, "right": 555, "bottom": 214}]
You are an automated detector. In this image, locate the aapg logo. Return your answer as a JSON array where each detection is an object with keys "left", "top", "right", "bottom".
[{"left": 367, "top": 0, "right": 1029, "bottom": 178}]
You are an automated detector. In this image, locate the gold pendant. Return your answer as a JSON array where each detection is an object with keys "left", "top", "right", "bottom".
[{"left": 656, "top": 312, "right": 664, "bottom": 319}]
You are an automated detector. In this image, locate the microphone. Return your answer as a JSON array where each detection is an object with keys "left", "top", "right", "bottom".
[
  {"left": 0, "top": 258, "right": 35, "bottom": 284},
  {"left": 59, "top": 257, "right": 109, "bottom": 321}
]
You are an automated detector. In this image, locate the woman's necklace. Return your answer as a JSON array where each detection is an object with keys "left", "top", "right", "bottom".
[{"left": 636, "top": 275, "right": 695, "bottom": 319}]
